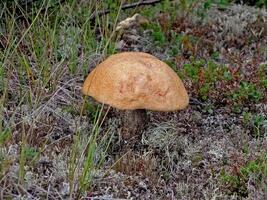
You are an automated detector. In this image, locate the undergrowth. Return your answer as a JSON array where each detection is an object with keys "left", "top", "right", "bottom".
[
  {"left": 220, "top": 152, "right": 267, "bottom": 197},
  {"left": 0, "top": 0, "right": 119, "bottom": 198},
  {"left": 0, "top": 0, "right": 266, "bottom": 199}
]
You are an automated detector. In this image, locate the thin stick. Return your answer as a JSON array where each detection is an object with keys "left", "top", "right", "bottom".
[{"left": 91, "top": 0, "right": 163, "bottom": 19}]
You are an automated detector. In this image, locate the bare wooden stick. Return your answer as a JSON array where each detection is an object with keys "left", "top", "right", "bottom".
[{"left": 90, "top": 0, "right": 164, "bottom": 20}]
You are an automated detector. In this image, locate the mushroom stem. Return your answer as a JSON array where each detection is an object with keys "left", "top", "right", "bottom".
[{"left": 121, "top": 109, "right": 148, "bottom": 140}]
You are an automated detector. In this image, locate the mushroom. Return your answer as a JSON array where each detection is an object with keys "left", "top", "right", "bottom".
[{"left": 82, "top": 52, "right": 189, "bottom": 139}]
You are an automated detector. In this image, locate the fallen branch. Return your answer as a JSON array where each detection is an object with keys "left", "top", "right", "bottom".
[{"left": 90, "top": 0, "right": 163, "bottom": 19}]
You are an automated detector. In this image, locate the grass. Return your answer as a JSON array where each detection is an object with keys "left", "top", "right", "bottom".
[
  {"left": 0, "top": 0, "right": 120, "bottom": 198},
  {"left": 68, "top": 104, "right": 112, "bottom": 198}
]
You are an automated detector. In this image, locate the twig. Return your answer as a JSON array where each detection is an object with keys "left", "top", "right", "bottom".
[
  {"left": 189, "top": 97, "right": 207, "bottom": 106},
  {"left": 90, "top": 0, "right": 163, "bottom": 20}
]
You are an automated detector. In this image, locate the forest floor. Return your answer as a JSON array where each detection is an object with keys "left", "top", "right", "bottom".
[{"left": 0, "top": 1, "right": 267, "bottom": 199}]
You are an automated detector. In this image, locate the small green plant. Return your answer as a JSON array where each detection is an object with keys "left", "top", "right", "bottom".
[
  {"left": 183, "top": 59, "right": 205, "bottom": 82},
  {"left": 242, "top": 112, "right": 266, "bottom": 138},
  {"left": 232, "top": 82, "right": 262, "bottom": 103},
  {"left": 0, "top": 129, "right": 11, "bottom": 145},
  {"left": 220, "top": 153, "right": 267, "bottom": 197},
  {"left": 256, "top": 0, "right": 267, "bottom": 7},
  {"left": 239, "top": 0, "right": 267, "bottom": 7},
  {"left": 0, "top": 151, "right": 12, "bottom": 180},
  {"left": 242, "top": 111, "right": 251, "bottom": 123},
  {"left": 168, "top": 33, "right": 183, "bottom": 56},
  {"left": 24, "top": 146, "right": 39, "bottom": 161},
  {"left": 251, "top": 114, "right": 266, "bottom": 138},
  {"left": 182, "top": 58, "right": 231, "bottom": 100},
  {"left": 220, "top": 168, "right": 248, "bottom": 197},
  {"left": 258, "top": 64, "right": 267, "bottom": 89},
  {"left": 146, "top": 23, "right": 166, "bottom": 46},
  {"left": 179, "top": 0, "right": 230, "bottom": 20},
  {"left": 140, "top": 0, "right": 174, "bottom": 19},
  {"left": 197, "top": 0, "right": 229, "bottom": 18},
  {"left": 0, "top": 62, "right": 4, "bottom": 93},
  {"left": 19, "top": 134, "right": 26, "bottom": 185}
]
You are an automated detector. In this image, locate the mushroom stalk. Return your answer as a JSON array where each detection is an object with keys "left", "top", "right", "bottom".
[{"left": 121, "top": 109, "right": 148, "bottom": 140}]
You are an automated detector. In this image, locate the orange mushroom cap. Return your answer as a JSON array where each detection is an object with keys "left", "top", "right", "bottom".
[{"left": 82, "top": 52, "right": 189, "bottom": 111}]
